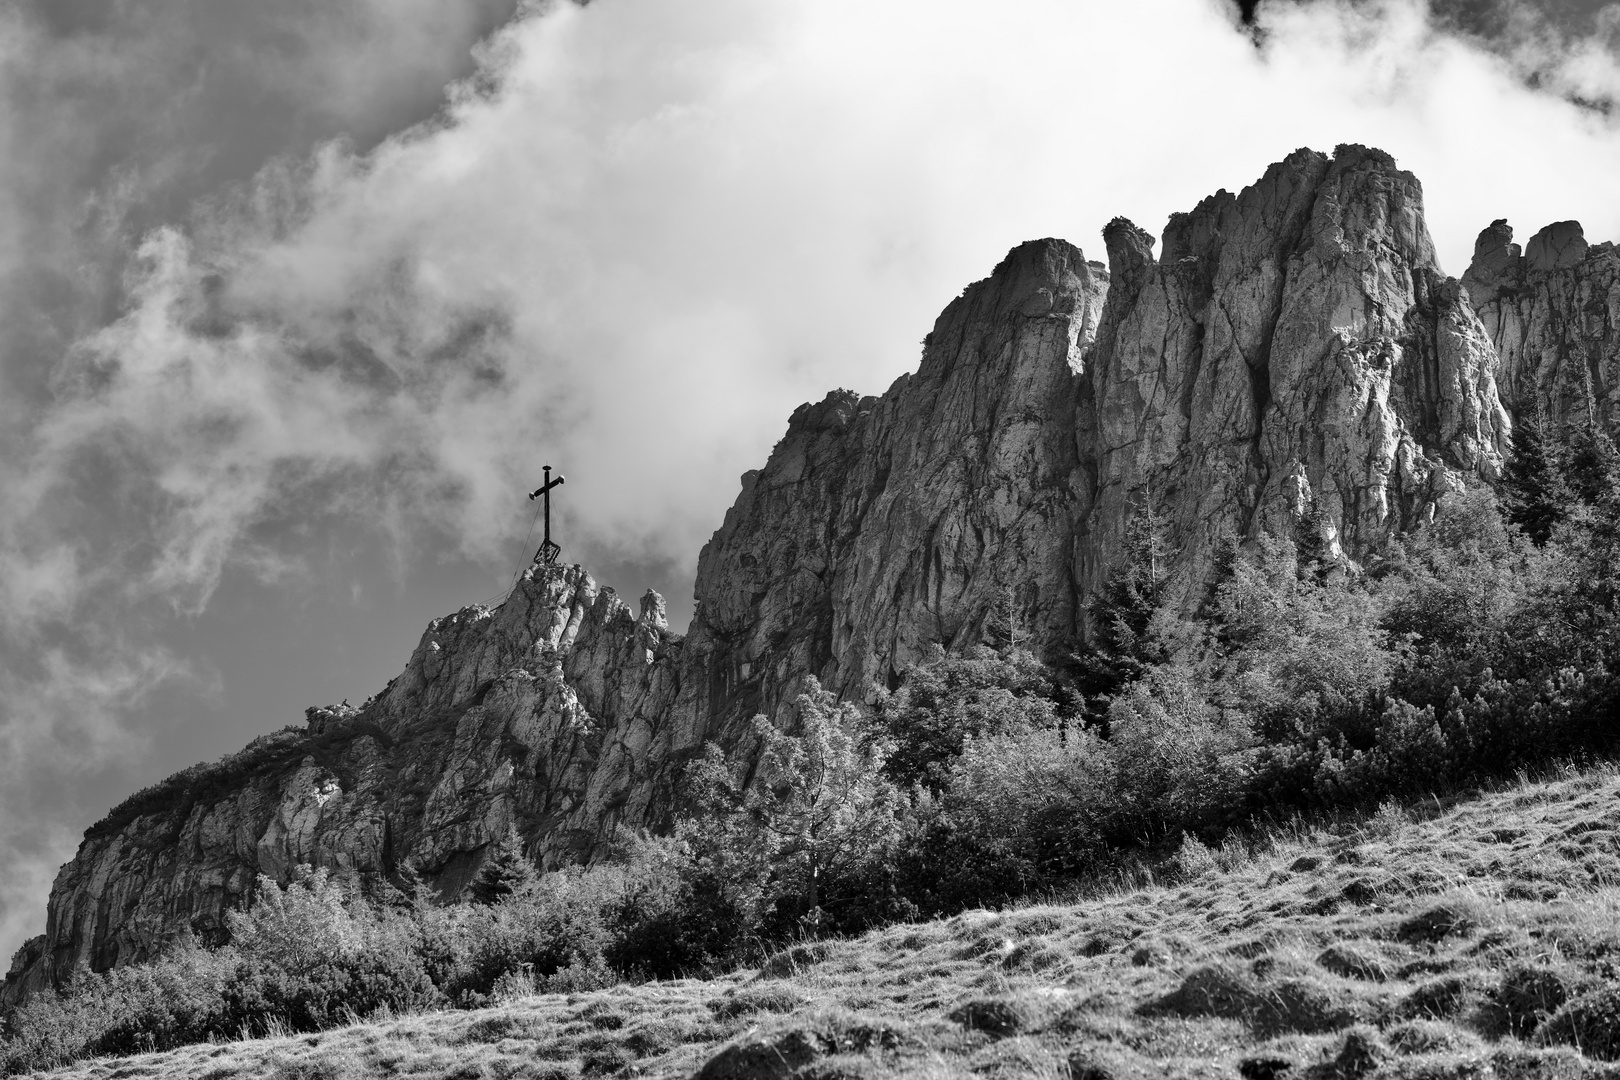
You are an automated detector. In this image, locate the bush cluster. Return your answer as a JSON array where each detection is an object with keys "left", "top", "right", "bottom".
[{"left": 0, "top": 853, "right": 686, "bottom": 1075}]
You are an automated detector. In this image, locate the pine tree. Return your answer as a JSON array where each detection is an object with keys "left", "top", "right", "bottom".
[
  {"left": 396, "top": 859, "right": 437, "bottom": 909},
  {"left": 1293, "top": 497, "right": 1332, "bottom": 582},
  {"left": 469, "top": 823, "right": 537, "bottom": 905},
  {"left": 1500, "top": 409, "right": 1570, "bottom": 546},
  {"left": 1564, "top": 419, "right": 1620, "bottom": 506},
  {"left": 1074, "top": 499, "right": 1172, "bottom": 726},
  {"left": 1562, "top": 416, "right": 1620, "bottom": 617}
]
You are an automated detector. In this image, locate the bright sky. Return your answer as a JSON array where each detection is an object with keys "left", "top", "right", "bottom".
[{"left": 4, "top": 0, "right": 1620, "bottom": 966}]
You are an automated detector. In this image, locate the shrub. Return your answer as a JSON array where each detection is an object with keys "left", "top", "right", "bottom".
[
  {"left": 0, "top": 945, "right": 237, "bottom": 1073},
  {"left": 878, "top": 645, "right": 1062, "bottom": 791},
  {"left": 432, "top": 867, "right": 615, "bottom": 1002},
  {"left": 1213, "top": 538, "right": 1397, "bottom": 739},
  {"left": 896, "top": 723, "right": 1113, "bottom": 912},
  {"left": 227, "top": 867, "right": 360, "bottom": 979},
  {"left": 1107, "top": 664, "right": 1257, "bottom": 836},
  {"left": 0, "top": 985, "right": 114, "bottom": 1074},
  {"left": 684, "top": 679, "right": 903, "bottom": 935},
  {"left": 1169, "top": 832, "right": 1220, "bottom": 880},
  {"left": 604, "top": 830, "right": 762, "bottom": 978},
  {"left": 86, "top": 947, "right": 235, "bottom": 1054}
]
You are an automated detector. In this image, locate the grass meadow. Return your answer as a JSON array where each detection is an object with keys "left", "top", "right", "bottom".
[{"left": 24, "top": 757, "right": 1620, "bottom": 1080}]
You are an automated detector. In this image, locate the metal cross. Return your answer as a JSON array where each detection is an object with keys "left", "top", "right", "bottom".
[{"left": 528, "top": 465, "right": 566, "bottom": 565}]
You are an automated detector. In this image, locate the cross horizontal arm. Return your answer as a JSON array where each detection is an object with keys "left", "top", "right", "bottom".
[{"left": 527, "top": 475, "right": 565, "bottom": 500}]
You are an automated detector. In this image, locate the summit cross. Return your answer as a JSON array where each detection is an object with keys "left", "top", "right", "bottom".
[{"left": 527, "top": 465, "right": 566, "bottom": 565}]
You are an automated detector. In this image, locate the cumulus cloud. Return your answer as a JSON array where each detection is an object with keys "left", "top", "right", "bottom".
[
  {"left": 0, "top": 0, "right": 523, "bottom": 964},
  {"left": 7, "top": 0, "right": 1620, "bottom": 964},
  {"left": 107, "top": 0, "right": 1620, "bottom": 567}
]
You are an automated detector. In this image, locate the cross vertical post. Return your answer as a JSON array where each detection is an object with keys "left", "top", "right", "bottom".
[{"left": 527, "top": 465, "right": 566, "bottom": 565}]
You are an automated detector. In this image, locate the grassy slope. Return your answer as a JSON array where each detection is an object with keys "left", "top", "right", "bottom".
[{"left": 31, "top": 762, "right": 1620, "bottom": 1080}]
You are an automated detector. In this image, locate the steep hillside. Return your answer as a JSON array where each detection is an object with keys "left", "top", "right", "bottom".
[
  {"left": 1, "top": 143, "right": 1579, "bottom": 1005},
  {"left": 24, "top": 761, "right": 1620, "bottom": 1080}
]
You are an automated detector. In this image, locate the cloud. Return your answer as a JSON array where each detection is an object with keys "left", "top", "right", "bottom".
[
  {"left": 0, "top": 821, "right": 81, "bottom": 978},
  {"left": 8, "top": 0, "right": 1620, "bottom": 965},
  {"left": 0, "top": 0, "right": 522, "bottom": 968},
  {"left": 130, "top": 0, "right": 1620, "bottom": 565}
]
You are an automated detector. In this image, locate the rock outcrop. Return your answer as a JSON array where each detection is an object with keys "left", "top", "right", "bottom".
[
  {"left": 1082, "top": 146, "right": 1507, "bottom": 589},
  {"left": 1463, "top": 218, "right": 1620, "bottom": 432},
  {"left": 3, "top": 145, "right": 1526, "bottom": 1004},
  {"left": 694, "top": 238, "right": 1108, "bottom": 702},
  {"left": 693, "top": 145, "right": 1509, "bottom": 710},
  {"left": 6, "top": 569, "right": 687, "bottom": 999}
]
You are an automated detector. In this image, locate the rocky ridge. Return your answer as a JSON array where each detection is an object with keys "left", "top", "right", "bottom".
[
  {"left": 3, "top": 144, "right": 1587, "bottom": 1005},
  {"left": 1462, "top": 217, "right": 1620, "bottom": 429}
]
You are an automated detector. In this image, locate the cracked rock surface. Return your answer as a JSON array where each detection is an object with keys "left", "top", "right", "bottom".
[{"left": 1463, "top": 217, "right": 1620, "bottom": 430}]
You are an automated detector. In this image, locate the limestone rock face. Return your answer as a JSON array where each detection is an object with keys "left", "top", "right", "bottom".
[
  {"left": 5, "top": 566, "right": 685, "bottom": 1001},
  {"left": 1083, "top": 145, "right": 1506, "bottom": 589},
  {"left": 1463, "top": 218, "right": 1620, "bottom": 431},
  {"left": 5, "top": 145, "right": 1519, "bottom": 1004},
  {"left": 692, "top": 238, "right": 1108, "bottom": 703}
]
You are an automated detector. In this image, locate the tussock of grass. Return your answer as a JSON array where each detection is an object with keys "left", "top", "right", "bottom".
[
  {"left": 28, "top": 760, "right": 1620, "bottom": 1079},
  {"left": 706, "top": 982, "right": 804, "bottom": 1020},
  {"left": 1542, "top": 986, "right": 1620, "bottom": 1062}
]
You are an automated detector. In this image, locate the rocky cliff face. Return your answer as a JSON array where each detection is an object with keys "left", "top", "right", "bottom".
[
  {"left": 693, "top": 145, "right": 1509, "bottom": 710},
  {"left": 1089, "top": 146, "right": 1508, "bottom": 580},
  {"left": 693, "top": 238, "right": 1108, "bottom": 704},
  {"left": 1463, "top": 218, "right": 1620, "bottom": 431},
  {"left": 3, "top": 144, "right": 1533, "bottom": 1004},
  {"left": 5, "top": 569, "right": 685, "bottom": 1002}
]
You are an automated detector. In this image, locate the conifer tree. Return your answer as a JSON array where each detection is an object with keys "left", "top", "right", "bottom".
[
  {"left": 1075, "top": 499, "right": 1172, "bottom": 725},
  {"left": 1562, "top": 416, "right": 1620, "bottom": 617},
  {"left": 985, "top": 584, "right": 1029, "bottom": 652},
  {"left": 1293, "top": 497, "right": 1332, "bottom": 582},
  {"left": 1500, "top": 409, "right": 1570, "bottom": 546},
  {"left": 396, "top": 859, "right": 437, "bottom": 909},
  {"left": 1564, "top": 418, "right": 1620, "bottom": 506},
  {"left": 469, "top": 823, "right": 537, "bottom": 905}
]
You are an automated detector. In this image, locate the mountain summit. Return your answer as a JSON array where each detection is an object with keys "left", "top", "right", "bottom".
[{"left": 7, "top": 143, "right": 1612, "bottom": 1005}]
